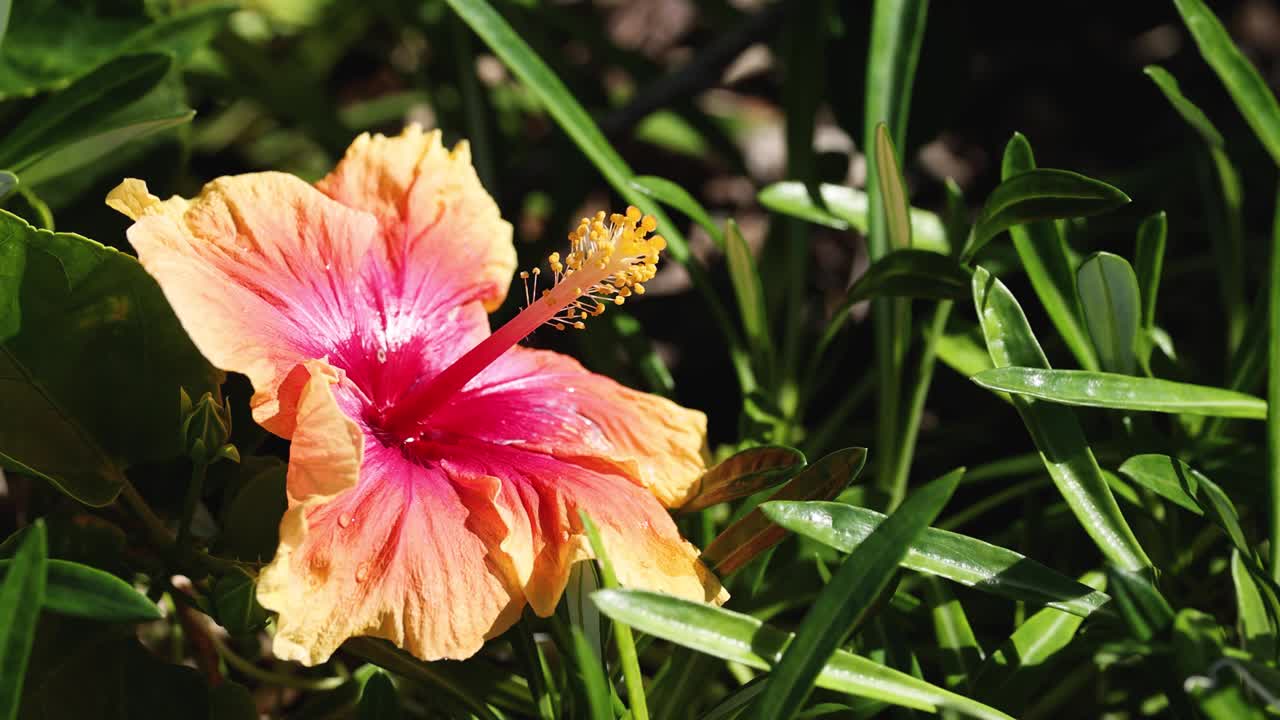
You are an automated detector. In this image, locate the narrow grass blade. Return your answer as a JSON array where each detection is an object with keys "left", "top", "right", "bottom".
[
  {"left": 925, "top": 578, "right": 984, "bottom": 692},
  {"left": 972, "top": 367, "right": 1266, "bottom": 419},
  {"left": 1232, "top": 550, "right": 1276, "bottom": 659},
  {"left": 1270, "top": 186, "right": 1280, "bottom": 580},
  {"left": 875, "top": 123, "right": 912, "bottom": 249},
  {"left": 0, "top": 520, "right": 46, "bottom": 720},
  {"left": 681, "top": 446, "right": 806, "bottom": 513},
  {"left": 703, "top": 448, "right": 866, "bottom": 576},
  {"left": 1106, "top": 566, "right": 1174, "bottom": 642},
  {"left": 592, "top": 589, "right": 1012, "bottom": 720},
  {"left": 632, "top": 175, "right": 724, "bottom": 249},
  {"left": 1001, "top": 133, "right": 1097, "bottom": 370},
  {"left": 756, "top": 182, "right": 947, "bottom": 252},
  {"left": 973, "top": 572, "right": 1105, "bottom": 708},
  {"left": 726, "top": 218, "right": 772, "bottom": 367},
  {"left": 1144, "top": 65, "right": 1245, "bottom": 352},
  {"left": 751, "top": 470, "right": 961, "bottom": 719},
  {"left": 1134, "top": 212, "right": 1167, "bottom": 368},
  {"left": 972, "top": 267, "right": 1151, "bottom": 571},
  {"left": 1077, "top": 252, "right": 1141, "bottom": 375},
  {"left": 0, "top": 558, "right": 159, "bottom": 622},
  {"left": 1172, "top": 0, "right": 1280, "bottom": 166},
  {"left": 762, "top": 500, "right": 1110, "bottom": 617},
  {"left": 961, "top": 170, "right": 1130, "bottom": 262},
  {"left": 580, "top": 512, "right": 647, "bottom": 720}
]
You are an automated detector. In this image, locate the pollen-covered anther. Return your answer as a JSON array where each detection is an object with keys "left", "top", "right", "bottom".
[{"left": 518, "top": 205, "right": 665, "bottom": 331}]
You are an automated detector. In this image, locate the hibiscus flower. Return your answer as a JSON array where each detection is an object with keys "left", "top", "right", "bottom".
[{"left": 108, "top": 125, "right": 726, "bottom": 666}]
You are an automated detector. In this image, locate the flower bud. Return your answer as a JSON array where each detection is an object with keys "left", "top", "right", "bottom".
[{"left": 180, "top": 388, "right": 238, "bottom": 466}]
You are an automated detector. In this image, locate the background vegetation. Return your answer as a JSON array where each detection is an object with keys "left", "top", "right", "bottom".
[{"left": 5, "top": 0, "right": 1280, "bottom": 717}]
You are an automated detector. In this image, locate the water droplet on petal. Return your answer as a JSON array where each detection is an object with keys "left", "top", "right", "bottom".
[
  {"left": 355, "top": 562, "right": 370, "bottom": 582},
  {"left": 376, "top": 348, "right": 387, "bottom": 363},
  {"left": 338, "top": 512, "right": 353, "bottom": 528}
]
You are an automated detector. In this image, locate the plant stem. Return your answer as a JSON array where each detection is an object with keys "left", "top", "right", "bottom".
[
  {"left": 1268, "top": 188, "right": 1280, "bottom": 581},
  {"left": 119, "top": 477, "right": 243, "bottom": 577},
  {"left": 885, "top": 301, "right": 953, "bottom": 508}
]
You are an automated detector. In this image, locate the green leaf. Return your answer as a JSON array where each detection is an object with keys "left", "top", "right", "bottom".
[
  {"left": 874, "top": 123, "right": 911, "bottom": 249},
  {"left": 212, "top": 569, "right": 268, "bottom": 636},
  {"left": 702, "top": 447, "right": 866, "bottom": 576},
  {"left": 757, "top": 182, "right": 948, "bottom": 253},
  {"left": 579, "top": 512, "right": 647, "bottom": 720},
  {"left": 359, "top": 671, "right": 401, "bottom": 720},
  {"left": 0, "top": 558, "right": 157, "bottom": 623},
  {"left": 972, "top": 267, "right": 1151, "bottom": 572},
  {"left": 925, "top": 578, "right": 983, "bottom": 692},
  {"left": 972, "top": 367, "right": 1267, "bottom": 419},
  {"left": 631, "top": 175, "right": 723, "bottom": 249},
  {"left": 1176, "top": 610, "right": 1267, "bottom": 718},
  {"left": 681, "top": 446, "right": 806, "bottom": 513},
  {"left": 1117, "top": 455, "right": 1254, "bottom": 562},
  {"left": 1172, "top": 0, "right": 1280, "bottom": 166},
  {"left": 752, "top": 470, "right": 960, "bottom": 719},
  {"left": 1144, "top": 65, "right": 1226, "bottom": 148},
  {"left": 209, "top": 681, "right": 257, "bottom": 720},
  {"left": 1231, "top": 550, "right": 1276, "bottom": 659},
  {"left": 0, "top": 173, "right": 15, "bottom": 202},
  {"left": 217, "top": 460, "right": 286, "bottom": 561},
  {"left": 0, "top": 53, "right": 170, "bottom": 171},
  {"left": 962, "top": 170, "right": 1130, "bottom": 263},
  {"left": 591, "top": 589, "right": 1012, "bottom": 720},
  {"left": 0, "top": 520, "right": 45, "bottom": 720},
  {"left": 1106, "top": 566, "right": 1174, "bottom": 642},
  {"left": 973, "top": 572, "right": 1105, "bottom": 707},
  {"left": 1001, "top": 133, "right": 1098, "bottom": 371},
  {"left": 0, "top": 211, "right": 220, "bottom": 505},
  {"left": 1077, "top": 252, "right": 1141, "bottom": 375},
  {"left": 568, "top": 623, "right": 613, "bottom": 720},
  {"left": 1134, "top": 212, "right": 1167, "bottom": 341},
  {"left": 762, "top": 500, "right": 1110, "bottom": 617},
  {"left": 726, "top": 218, "right": 772, "bottom": 359},
  {"left": 0, "top": 3, "right": 233, "bottom": 99}
]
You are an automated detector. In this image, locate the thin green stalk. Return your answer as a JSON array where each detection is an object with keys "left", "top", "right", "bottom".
[
  {"left": 175, "top": 462, "right": 207, "bottom": 554},
  {"left": 886, "top": 300, "right": 952, "bottom": 509},
  {"left": 1268, "top": 187, "right": 1280, "bottom": 581},
  {"left": 512, "top": 623, "right": 558, "bottom": 720},
  {"left": 580, "top": 513, "right": 649, "bottom": 720},
  {"left": 118, "top": 478, "right": 242, "bottom": 577}
]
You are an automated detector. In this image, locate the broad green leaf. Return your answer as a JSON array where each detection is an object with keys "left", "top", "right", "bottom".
[
  {"left": 973, "top": 572, "right": 1105, "bottom": 707},
  {"left": 936, "top": 323, "right": 997, "bottom": 384},
  {"left": 0, "top": 520, "right": 45, "bottom": 720},
  {"left": 757, "top": 182, "right": 948, "bottom": 252},
  {"left": 1172, "top": 0, "right": 1280, "bottom": 166},
  {"left": 0, "top": 558, "right": 158, "bottom": 623},
  {"left": 1231, "top": 550, "right": 1276, "bottom": 659},
  {"left": 961, "top": 170, "right": 1130, "bottom": 262},
  {"left": 703, "top": 448, "right": 866, "bottom": 576},
  {"left": 762, "top": 500, "right": 1110, "bottom": 617},
  {"left": 217, "top": 461, "right": 286, "bottom": 561},
  {"left": 752, "top": 471, "right": 960, "bottom": 718},
  {"left": 925, "top": 578, "right": 983, "bottom": 692},
  {"left": 0, "top": 53, "right": 170, "bottom": 171},
  {"left": 1001, "top": 133, "right": 1097, "bottom": 371},
  {"left": 1077, "top": 252, "right": 1141, "bottom": 375},
  {"left": 359, "top": 672, "right": 401, "bottom": 720},
  {"left": 632, "top": 175, "right": 724, "bottom": 249},
  {"left": 972, "top": 267, "right": 1151, "bottom": 571},
  {"left": 1134, "top": 212, "right": 1166, "bottom": 339},
  {"left": 212, "top": 569, "right": 268, "bottom": 636},
  {"left": 972, "top": 367, "right": 1267, "bottom": 419},
  {"left": 874, "top": 123, "right": 911, "bottom": 249},
  {"left": 592, "top": 589, "right": 1012, "bottom": 720},
  {"left": 726, "top": 219, "right": 772, "bottom": 360},
  {"left": 1174, "top": 609, "right": 1264, "bottom": 718},
  {"left": 0, "top": 3, "right": 232, "bottom": 99},
  {"left": 681, "top": 446, "right": 806, "bottom": 513}
]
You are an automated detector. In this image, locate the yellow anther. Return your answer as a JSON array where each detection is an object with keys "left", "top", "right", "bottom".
[
  {"left": 520, "top": 271, "right": 529, "bottom": 279},
  {"left": 614, "top": 296, "right": 626, "bottom": 305},
  {"left": 573, "top": 321, "right": 585, "bottom": 330}
]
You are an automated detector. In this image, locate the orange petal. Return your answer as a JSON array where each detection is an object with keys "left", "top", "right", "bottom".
[
  {"left": 108, "top": 174, "right": 379, "bottom": 436},
  {"left": 258, "top": 359, "right": 523, "bottom": 665},
  {"left": 316, "top": 124, "right": 516, "bottom": 312}
]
